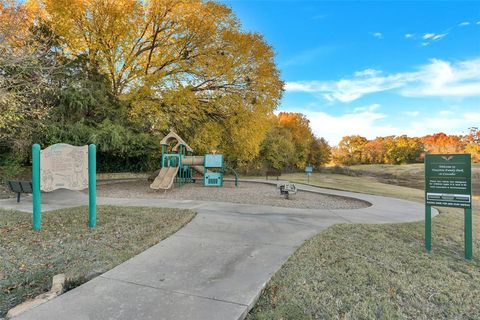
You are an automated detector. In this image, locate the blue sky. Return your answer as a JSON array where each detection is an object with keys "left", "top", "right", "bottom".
[{"left": 220, "top": 0, "right": 480, "bottom": 144}]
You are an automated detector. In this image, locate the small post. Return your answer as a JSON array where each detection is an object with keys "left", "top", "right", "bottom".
[
  {"left": 425, "top": 205, "right": 432, "bottom": 252},
  {"left": 465, "top": 208, "right": 472, "bottom": 260},
  {"left": 88, "top": 144, "right": 96, "bottom": 229},
  {"left": 32, "top": 144, "right": 41, "bottom": 231}
]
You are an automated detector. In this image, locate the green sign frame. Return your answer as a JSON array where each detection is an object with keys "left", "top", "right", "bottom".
[
  {"left": 32, "top": 144, "right": 96, "bottom": 231},
  {"left": 424, "top": 154, "right": 473, "bottom": 260}
]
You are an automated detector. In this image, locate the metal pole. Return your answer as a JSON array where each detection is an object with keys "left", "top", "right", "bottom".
[
  {"left": 425, "top": 205, "right": 431, "bottom": 252},
  {"left": 32, "top": 144, "right": 41, "bottom": 231},
  {"left": 88, "top": 144, "right": 96, "bottom": 229},
  {"left": 465, "top": 208, "right": 472, "bottom": 260}
]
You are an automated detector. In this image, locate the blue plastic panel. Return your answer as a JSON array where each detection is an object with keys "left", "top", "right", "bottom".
[
  {"left": 204, "top": 172, "right": 223, "bottom": 186},
  {"left": 204, "top": 154, "right": 223, "bottom": 168}
]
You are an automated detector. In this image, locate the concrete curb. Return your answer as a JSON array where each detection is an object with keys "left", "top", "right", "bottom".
[{"left": 6, "top": 274, "right": 65, "bottom": 319}]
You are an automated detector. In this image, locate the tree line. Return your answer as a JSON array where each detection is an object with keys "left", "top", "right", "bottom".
[
  {"left": 0, "top": 1, "right": 330, "bottom": 174},
  {"left": 332, "top": 129, "right": 480, "bottom": 165}
]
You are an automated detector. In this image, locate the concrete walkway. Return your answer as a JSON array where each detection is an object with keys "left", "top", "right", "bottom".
[{"left": 0, "top": 180, "right": 434, "bottom": 320}]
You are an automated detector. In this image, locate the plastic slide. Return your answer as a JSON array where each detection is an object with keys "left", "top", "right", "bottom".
[{"left": 150, "top": 166, "right": 180, "bottom": 190}]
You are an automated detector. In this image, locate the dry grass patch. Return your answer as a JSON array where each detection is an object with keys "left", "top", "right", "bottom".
[
  {"left": 248, "top": 173, "right": 480, "bottom": 319},
  {"left": 0, "top": 206, "right": 195, "bottom": 317}
]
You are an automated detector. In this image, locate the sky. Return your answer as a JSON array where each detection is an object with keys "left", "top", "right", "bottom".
[{"left": 220, "top": 0, "right": 480, "bottom": 145}]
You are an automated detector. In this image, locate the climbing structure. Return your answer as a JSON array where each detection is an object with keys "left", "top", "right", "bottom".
[{"left": 150, "top": 130, "right": 234, "bottom": 190}]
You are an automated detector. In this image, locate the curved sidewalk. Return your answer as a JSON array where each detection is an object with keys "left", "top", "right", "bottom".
[{"left": 1, "top": 182, "right": 433, "bottom": 320}]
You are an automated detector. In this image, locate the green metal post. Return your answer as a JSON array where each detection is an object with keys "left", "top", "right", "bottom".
[
  {"left": 425, "top": 205, "right": 432, "bottom": 252},
  {"left": 88, "top": 144, "right": 96, "bottom": 229},
  {"left": 465, "top": 208, "right": 472, "bottom": 260},
  {"left": 32, "top": 144, "right": 41, "bottom": 231},
  {"left": 161, "top": 145, "right": 165, "bottom": 167}
]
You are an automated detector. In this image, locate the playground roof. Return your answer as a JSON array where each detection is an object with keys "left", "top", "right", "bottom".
[{"left": 160, "top": 130, "right": 193, "bottom": 152}]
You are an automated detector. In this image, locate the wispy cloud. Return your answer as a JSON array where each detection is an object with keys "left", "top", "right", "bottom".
[
  {"left": 423, "top": 33, "right": 447, "bottom": 41},
  {"left": 285, "top": 57, "right": 480, "bottom": 102},
  {"left": 354, "top": 69, "right": 382, "bottom": 77},
  {"left": 405, "top": 33, "right": 414, "bottom": 38},
  {"left": 372, "top": 32, "right": 383, "bottom": 39},
  {"left": 404, "top": 111, "right": 420, "bottom": 117},
  {"left": 281, "top": 46, "right": 335, "bottom": 67},
  {"left": 459, "top": 21, "right": 470, "bottom": 26}
]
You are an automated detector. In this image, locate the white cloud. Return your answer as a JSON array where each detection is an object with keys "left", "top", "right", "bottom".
[
  {"left": 459, "top": 21, "right": 470, "bottom": 26},
  {"left": 404, "top": 111, "right": 420, "bottom": 117},
  {"left": 405, "top": 33, "right": 414, "bottom": 38},
  {"left": 354, "top": 69, "right": 382, "bottom": 77},
  {"left": 294, "top": 108, "right": 476, "bottom": 145},
  {"left": 372, "top": 32, "right": 383, "bottom": 39},
  {"left": 423, "top": 33, "right": 447, "bottom": 41},
  {"left": 477, "top": 21, "right": 480, "bottom": 25},
  {"left": 285, "top": 57, "right": 480, "bottom": 102},
  {"left": 353, "top": 103, "right": 380, "bottom": 113}
]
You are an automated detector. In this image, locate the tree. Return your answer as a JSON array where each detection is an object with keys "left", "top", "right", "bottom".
[
  {"left": 277, "top": 112, "right": 314, "bottom": 168},
  {"left": 37, "top": 0, "right": 283, "bottom": 162},
  {"left": 333, "top": 135, "right": 368, "bottom": 165},
  {"left": 362, "top": 137, "right": 388, "bottom": 164},
  {"left": 465, "top": 127, "right": 480, "bottom": 163},
  {"left": 0, "top": 2, "right": 62, "bottom": 158},
  {"left": 422, "top": 133, "right": 464, "bottom": 154},
  {"left": 260, "top": 126, "right": 295, "bottom": 170},
  {"left": 308, "top": 137, "right": 331, "bottom": 167},
  {"left": 384, "top": 135, "right": 423, "bottom": 164}
]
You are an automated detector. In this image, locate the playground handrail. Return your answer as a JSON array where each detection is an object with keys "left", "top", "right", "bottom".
[{"left": 225, "top": 165, "right": 239, "bottom": 187}]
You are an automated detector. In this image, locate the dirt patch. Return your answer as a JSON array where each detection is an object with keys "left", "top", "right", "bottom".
[{"left": 93, "top": 180, "right": 369, "bottom": 210}]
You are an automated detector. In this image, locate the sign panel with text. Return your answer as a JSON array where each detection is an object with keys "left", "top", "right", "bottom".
[{"left": 425, "top": 154, "right": 471, "bottom": 208}]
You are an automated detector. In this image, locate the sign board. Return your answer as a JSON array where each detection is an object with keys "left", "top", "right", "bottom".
[
  {"left": 32, "top": 143, "right": 96, "bottom": 231},
  {"left": 305, "top": 166, "right": 313, "bottom": 173},
  {"left": 40, "top": 144, "right": 89, "bottom": 192},
  {"left": 425, "top": 154, "right": 471, "bottom": 208},
  {"left": 424, "top": 153, "right": 473, "bottom": 260}
]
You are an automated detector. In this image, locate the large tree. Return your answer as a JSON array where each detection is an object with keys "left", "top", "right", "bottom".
[{"left": 37, "top": 0, "right": 283, "bottom": 161}]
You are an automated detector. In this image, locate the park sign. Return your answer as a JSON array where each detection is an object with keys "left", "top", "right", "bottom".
[
  {"left": 425, "top": 154, "right": 472, "bottom": 208},
  {"left": 40, "top": 144, "right": 88, "bottom": 192},
  {"left": 424, "top": 153, "right": 473, "bottom": 260},
  {"left": 32, "top": 143, "right": 97, "bottom": 231},
  {"left": 305, "top": 165, "right": 313, "bottom": 174}
]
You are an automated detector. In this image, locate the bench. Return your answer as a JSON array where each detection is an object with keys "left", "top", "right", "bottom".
[
  {"left": 279, "top": 183, "right": 297, "bottom": 199},
  {"left": 266, "top": 170, "right": 281, "bottom": 180},
  {"left": 6, "top": 181, "right": 33, "bottom": 203}
]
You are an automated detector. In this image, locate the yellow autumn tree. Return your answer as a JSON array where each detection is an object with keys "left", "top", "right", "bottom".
[{"left": 34, "top": 0, "right": 283, "bottom": 161}]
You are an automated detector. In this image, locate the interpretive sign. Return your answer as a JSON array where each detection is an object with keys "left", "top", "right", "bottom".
[
  {"left": 425, "top": 154, "right": 471, "bottom": 208},
  {"left": 32, "top": 144, "right": 96, "bottom": 231},
  {"left": 305, "top": 166, "right": 313, "bottom": 174},
  {"left": 40, "top": 144, "right": 88, "bottom": 192},
  {"left": 424, "top": 153, "right": 473, "bottom": 260}
]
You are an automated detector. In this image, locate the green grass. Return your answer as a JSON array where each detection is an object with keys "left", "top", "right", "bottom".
[
  {"left": 0, "top": 206, "right": 195, "bottom": 317},
  {"left": 334, "top": 163, "right": 480, "bottom": 196},
  {"left": 248, "top": 173, "right": 480, "bottom": 319}
]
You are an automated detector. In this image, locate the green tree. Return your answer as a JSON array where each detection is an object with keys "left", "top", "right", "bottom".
[{"left": 259, "top": 125, "right": 295, "bottom": 170}]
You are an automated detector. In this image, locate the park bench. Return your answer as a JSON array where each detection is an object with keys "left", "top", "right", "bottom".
[
  {"left": 266, "top": 169, "right": 281, "bottom": 180},
  {"left": 279, "top": 183, "right": 297, "bottom": 199},
  {"left": 6, "top": 181, "right": 33, "bottom": 203}
]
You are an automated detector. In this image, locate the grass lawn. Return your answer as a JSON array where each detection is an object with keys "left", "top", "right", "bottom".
[
  {"left": 333, "top": 163, "right": 480, "bottom": 196},
  {"left": 0, "top": 206, "right": 195, "bottom": 317},
  {"left": 248, "top": 173, "right": 480, "bottom": 319}
]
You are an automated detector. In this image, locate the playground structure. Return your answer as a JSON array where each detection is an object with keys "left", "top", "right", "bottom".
[{"left": 150, "top": 130, "right": 237, "bottom": 190}]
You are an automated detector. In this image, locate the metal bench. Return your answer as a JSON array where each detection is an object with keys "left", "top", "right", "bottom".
[
  {"left": 6, "top": 181, "right": 33, "bottom": 203},
  {"left": 279, "top": 183, "right": 297, "bottom": 199}
]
